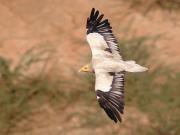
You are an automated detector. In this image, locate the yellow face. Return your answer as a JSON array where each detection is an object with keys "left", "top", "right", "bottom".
[{"left": 78, "top": 64, "right": 91, "bottom": 72}]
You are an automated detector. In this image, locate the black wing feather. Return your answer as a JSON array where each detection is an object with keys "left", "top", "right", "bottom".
[
  {"left": 86, "top": 8, "right": 122, "bottom": 59},
  {"left": 96, "top": 72, "right": 125, "bottom": 123}
]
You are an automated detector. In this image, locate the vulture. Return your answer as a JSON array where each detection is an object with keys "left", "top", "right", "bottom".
[{"left": 79, "top": 8, "right": 148, "bottom": 123}]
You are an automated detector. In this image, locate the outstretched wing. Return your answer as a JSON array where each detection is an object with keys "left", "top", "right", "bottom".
[
  {"left": 86, "top": 8, "right": 122, "bottom": 59},
  {"left": 95, "top": 72, "right": 125, "bottom": 123}
]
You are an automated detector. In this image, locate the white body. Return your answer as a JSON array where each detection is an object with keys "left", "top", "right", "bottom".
[{"left": 87, "top": 33, "right": 148, "bottom": 92}]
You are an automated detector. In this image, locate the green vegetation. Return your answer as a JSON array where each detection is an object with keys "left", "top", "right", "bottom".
[
  {"left": 0, "top": 36, "right": 179, "bottom": 135},
  {"left": 0, "top": 45, "right": 62, "bottom": 134},
  {"left": 63, "top": 35, "right": 180, "bottom": 135},
  {"left": 120, "top": 36, "right": 180, "bottom": 135}
]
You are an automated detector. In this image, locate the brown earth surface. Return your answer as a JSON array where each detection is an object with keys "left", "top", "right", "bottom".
[
  {"left": 0, "top": 0, "right": 180, "bottom": 135},
  {"left": 0, "top": 0, "right": 180, "bottom": 72},
  {"left": 12, "top": 104, "right": 149, "bottom": 135}
]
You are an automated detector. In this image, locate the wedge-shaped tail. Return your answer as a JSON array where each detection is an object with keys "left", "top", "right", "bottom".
[{"left": 124, "top": 61, "right": 148, "bottom": 72}]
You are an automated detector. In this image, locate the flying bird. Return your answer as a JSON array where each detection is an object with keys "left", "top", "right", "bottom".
[{"left": 79, "top": 8, "right": 148, "bottom": 123}]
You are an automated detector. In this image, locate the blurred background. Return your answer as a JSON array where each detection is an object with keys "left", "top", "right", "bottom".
[{"left": 0, "top": 0, "right": 179, "bottom": 135}]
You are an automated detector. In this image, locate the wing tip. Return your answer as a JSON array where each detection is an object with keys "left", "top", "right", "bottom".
[
  {"left": 87, "top": 8, "right": 105, "bottom": 34},
  {"left": 96, "top": 90, "right": 124, "bottom": 123},
  {"left": 100, "top": 99, "right": 122, "bottom": 123}
]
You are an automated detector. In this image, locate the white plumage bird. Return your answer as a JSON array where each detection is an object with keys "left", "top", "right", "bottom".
[{"left": 79, "top": 8, "right": 148, "bottom": 123}]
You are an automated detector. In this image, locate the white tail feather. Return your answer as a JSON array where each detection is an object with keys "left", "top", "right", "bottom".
[{"left": 124, "top": 61, "right": 148, "bottom": 72}]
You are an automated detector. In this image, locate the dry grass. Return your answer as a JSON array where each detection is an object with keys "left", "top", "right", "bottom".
[{"left": 0, "top": 35, "right": 179, "bottom": 135}]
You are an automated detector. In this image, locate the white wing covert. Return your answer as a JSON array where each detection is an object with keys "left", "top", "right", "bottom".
[
  {"left": 96, "top": 72, "right": 125, "bottom": 123},
  {"left": 86, "top": 8, "right": 125, "bottom": 123},
  {"left": 84, "top": 8, "right": 148, "bottom": 123},
  {"left": 86, "top": 8, "right": 122, "bottom": 59}
]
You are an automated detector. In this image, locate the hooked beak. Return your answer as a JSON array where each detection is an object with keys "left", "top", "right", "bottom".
[{"left": 78, "top": 67, "right": 84, "bottom": 72}]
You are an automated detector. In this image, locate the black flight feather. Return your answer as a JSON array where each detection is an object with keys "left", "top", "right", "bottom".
[
  {"left": 86, "top": 8, "right": 122, "bottom": 58},
  {"left": 96, "top": 72, "right": 125, "bottom": 123}
]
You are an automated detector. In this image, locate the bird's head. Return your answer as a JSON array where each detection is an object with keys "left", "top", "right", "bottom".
[{"left": 78, "top": 64, "right": 93, "bottom": 73}]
